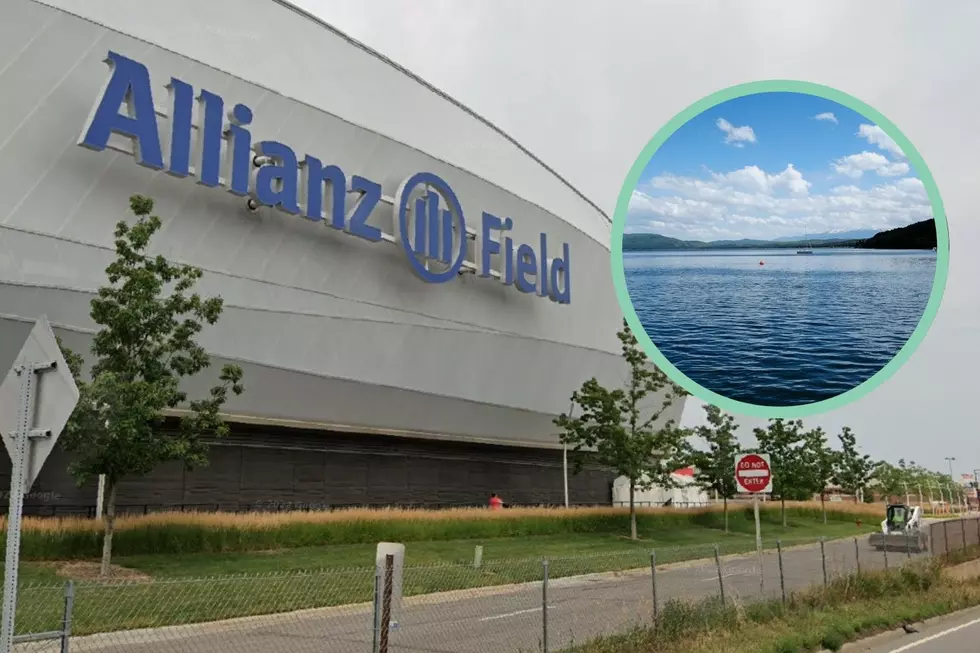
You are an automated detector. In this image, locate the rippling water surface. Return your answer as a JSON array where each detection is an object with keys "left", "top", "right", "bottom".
[{"left": 624, "top": 249, "right": 937, "bottom": 407}]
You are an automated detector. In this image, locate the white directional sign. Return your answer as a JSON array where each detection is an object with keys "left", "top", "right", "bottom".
[{"left": 0, "top": 316, "right": 80, "bottom": 491}]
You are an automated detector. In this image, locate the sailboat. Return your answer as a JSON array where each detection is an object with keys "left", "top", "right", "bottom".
[{"left": 797, "top": 227, "right": 814, "bottom": 255}]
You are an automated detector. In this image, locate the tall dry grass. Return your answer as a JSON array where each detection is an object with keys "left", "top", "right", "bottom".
[
  {"left": 1, "top": 501, "right": 883, "bottom": 560},
  {"left": 2, "top": 500, "right": 883, "bottom": 534}
]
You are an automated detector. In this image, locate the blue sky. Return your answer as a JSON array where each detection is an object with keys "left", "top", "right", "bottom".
[{"left": 627, "top": 91, "right": 932, "bottom": 241}]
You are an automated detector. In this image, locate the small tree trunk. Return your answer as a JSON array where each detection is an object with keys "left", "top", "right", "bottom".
[
  {"left": 821, "top": 492, "right": 827, "bottom": 524},
  {"left": 629, "top": 479, "right": 638, "bottom": 540},
  {"left": 781, "top": 497, "right": 787, "bottom": 528},
  {"left": 100, "top": 480, "right": 117, "bottom": 578},
  {"left": 723, "top": 495, "right": 729, "bottom": 534}
]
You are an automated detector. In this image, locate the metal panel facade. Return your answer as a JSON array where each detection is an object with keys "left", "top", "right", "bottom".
[{"left": 0, "top": 0, "right": 686, "bottom": 506}]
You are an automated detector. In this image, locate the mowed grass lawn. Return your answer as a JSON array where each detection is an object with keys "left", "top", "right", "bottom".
[{"left": 7, "top": 509, "right": 879, "bottom": 636}]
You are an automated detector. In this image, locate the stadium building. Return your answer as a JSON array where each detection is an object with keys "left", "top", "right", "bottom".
[{"left": 0, "top": 0, "right": 687, "bottom": 514}]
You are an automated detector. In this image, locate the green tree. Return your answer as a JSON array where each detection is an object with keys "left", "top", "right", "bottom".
[
  {"left": 58, "top": 195, "right": 244, "bottom": 577},
  {"left": 555, "top": 319, "right": 688, "bottom": 540},
  {"left": 687, "top": 404, "right": 741, "bottom": 533},
  {"left": 803, "top": 427, "right": 838, "bottom": 524},
  {"left": 833, "top": 427, "right": 874, "bottom": 503},
  {"left": 872, "top": 461, "right": 906, "bottom": 504},
  {"left": 753, "top": 418, "right": 811, "bottom": 527}
]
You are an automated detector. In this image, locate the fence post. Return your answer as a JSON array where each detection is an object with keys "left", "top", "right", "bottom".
[
  {"left": 777, "top": 540, "right": 786, "bottom": 606},
  {"left": 650, "top": 551, "right": 658, "bottom": 624},
  {"left": 372, "top": 569, "right": 381, "bottom": 653},
  {"left": 854, "top": 538, "right": 861, "bottom": 575},
  {"left": 962, "top": 519, "right": 968, "bottom": 551},
  {"left": 542, "top": 558, "right": 550, "bottom": 653},
  {"left": 713, "top": 545, "right": 725, "bottom": 605},
  {"left": 943, "top": 520, "right": 950, "bottom": 555},
  {"left": 883, "top": 540, "right": 889, "bottom": 570},
  {"left": 379, "top": 554, "right": 394, "bottom": 653},
  {"left": 60, "top": 580, "right": 74, "bottom": 653},
  {"left": 820, "top": 537, "right": 828, "bottom": 586}
]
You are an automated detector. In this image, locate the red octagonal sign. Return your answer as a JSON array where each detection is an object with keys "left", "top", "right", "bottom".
[{"left": 735, "top": 453, "right": 772, "bottom": 494}]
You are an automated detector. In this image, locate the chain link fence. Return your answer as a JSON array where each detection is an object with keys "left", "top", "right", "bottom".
[
  {"left": 929, "top": 515, "right": 980, "bottom": 556},
  {"left": 5, "top": 532, "right": 939, "bottom": 653}
]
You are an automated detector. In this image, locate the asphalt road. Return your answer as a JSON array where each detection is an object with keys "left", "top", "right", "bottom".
[
  {"left": 853, "top": 606, "right": 980, "bottom": 653},
  {"left": 34, "top": 533, "right": 931, "bottom": 653}
]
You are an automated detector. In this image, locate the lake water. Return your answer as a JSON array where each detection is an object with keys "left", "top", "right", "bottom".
[{"left": 623, "top": 248, "right": 937, "bottom": 407}]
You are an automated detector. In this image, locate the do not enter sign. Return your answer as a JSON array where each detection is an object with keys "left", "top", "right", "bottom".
[{"left": 735, "top": 453, "right": 772, "bottom": 494}]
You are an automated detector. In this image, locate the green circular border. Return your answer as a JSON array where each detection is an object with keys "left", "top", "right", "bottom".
[{"left": 611, "top": 80, "right": 949, "bottom": 419}]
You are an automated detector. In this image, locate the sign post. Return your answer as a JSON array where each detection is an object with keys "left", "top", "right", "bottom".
[
  {"left": 0, "top": 317, "right": 80, "bottom": 653},
  {"left": 735, "top": 453, "right": 773, "bottom": 597}
]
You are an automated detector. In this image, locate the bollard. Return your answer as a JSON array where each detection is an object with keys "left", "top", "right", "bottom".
[
  {"left": 854, "top": 537, "right": 861, "bottom": 575},
  {"left": 650, "top": 551, "right": 659, "bottom": 624},
  {"left": 60, "top": 581, "right": 74, "bottom": 653},
  {"left": 542, "top": 559, "right": 550, "bottom": 653},
  {"left": 820, "top": 537, "right": 828, "bottom": 586},
  {"left": 714, "top": 545, "right": 725, "bottom": 605},
  {"left": 777, "top": 540, "right": 786, "bottom": 606},
  {"left": 474, "top": 545, "right": 483, "bottom": 569}
]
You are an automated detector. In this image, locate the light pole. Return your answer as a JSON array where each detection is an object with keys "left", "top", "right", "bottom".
[
  {"left": 946, "top": 456, "right": 956, "bottom": 479},
  {"left": 561, "top": 401, "right": 574, "bottom": 509}
]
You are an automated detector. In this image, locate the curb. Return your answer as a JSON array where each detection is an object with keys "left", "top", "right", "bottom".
[{"left": 817, "top": 604, "right": 980, "bottom": 653}]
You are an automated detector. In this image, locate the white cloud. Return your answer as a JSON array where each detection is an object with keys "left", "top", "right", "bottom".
[
  {"left": 716, "top": 118, "right": 757, "bottom": 147},
  {"left": 627, "top": 164, "right": 930, "bottom": 241},
  {"left": 857, "top": 124, "right": 905, "bottom": 158},
  {"left": 833, "top": 151, "right": 910, "bottom": 178},
  {"left": 815, "top": 112, "right": 838, "bottom": 124}
]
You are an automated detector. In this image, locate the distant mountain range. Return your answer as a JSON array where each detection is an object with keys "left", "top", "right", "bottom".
[
  {"left": 623, "top": 219, "right": 937, "bottom": 251},
  {"left": 772, "top": 229, "right": 879, "bottom": 242},
  {"left": 621, "top": 233, "right": 859, "bottom": 251}
]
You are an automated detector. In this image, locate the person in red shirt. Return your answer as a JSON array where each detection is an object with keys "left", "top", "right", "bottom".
[{"left": 489, "top": 493, "right": 503, "bottom": 510}]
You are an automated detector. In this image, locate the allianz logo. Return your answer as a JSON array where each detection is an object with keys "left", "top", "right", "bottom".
[{"left": 78, "top": 51, "right": 571, "bottom": 304}]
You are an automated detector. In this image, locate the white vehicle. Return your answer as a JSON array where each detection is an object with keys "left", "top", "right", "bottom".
[{"left": 869, "top": 504, "right": 928, "bottom": 553}]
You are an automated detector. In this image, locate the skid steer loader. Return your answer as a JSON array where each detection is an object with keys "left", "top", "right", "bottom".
[{"left": 869, "top": 504, "right": 929, "bottom": 553}]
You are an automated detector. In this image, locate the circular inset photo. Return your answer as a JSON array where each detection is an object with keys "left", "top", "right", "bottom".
[{"left": 612, "top": 82, "right": 948, "bottom": 418}]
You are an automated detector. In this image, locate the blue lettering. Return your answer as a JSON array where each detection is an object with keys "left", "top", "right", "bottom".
[
  {"left": 301, "top": 154, "right": 347, "bottom": 229},
  {"left": 549, "top": 242, "right": 571, "bottom": 304},
  {"left": 79, "top": 52, "right": 573, "bottom": 303},
  {"left": 501, "top": 218, "right": 515, "bottom": 285},
  {"left": 165, "top": 78, "right": 193, "bottom": 177},
  {"left": 515, "top": 244, "right": 537, "bottom": 293},
  {"left": 195, "top": 89, "right": 224, "bottom": 187},
  {"left": 78, "top": 51, "right": 163, "bottom": 170},
  {"left": 300, "top": 156, "right": 346, "bottom": 227},
  {"left": 226, "top": 103, "right": 253, "bottom": 195},
  {"left": 347, "top": 175, "right": 382, "bottom": 242},
  {"left": 538, "top": 233, "right": 549, "bottom": 298},
  {"left": 253, "top": 140, "right": 300, "bottom": 214},
  {"left": 480, "top": 213, "right": 501, "bottom": 277}
]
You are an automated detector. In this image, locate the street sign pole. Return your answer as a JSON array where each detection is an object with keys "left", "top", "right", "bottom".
[
  {"left": 735, "top": 453, "right": 773, "bottom": 598},
  {"left": 0, "top": 316, "right": 81, "bottom": 653},
  {"left": 754, "top": 493, "right": 763, "bottom": 595},
  {"left": 0, "top": 361, "right": 56, "bottom": 653}
]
